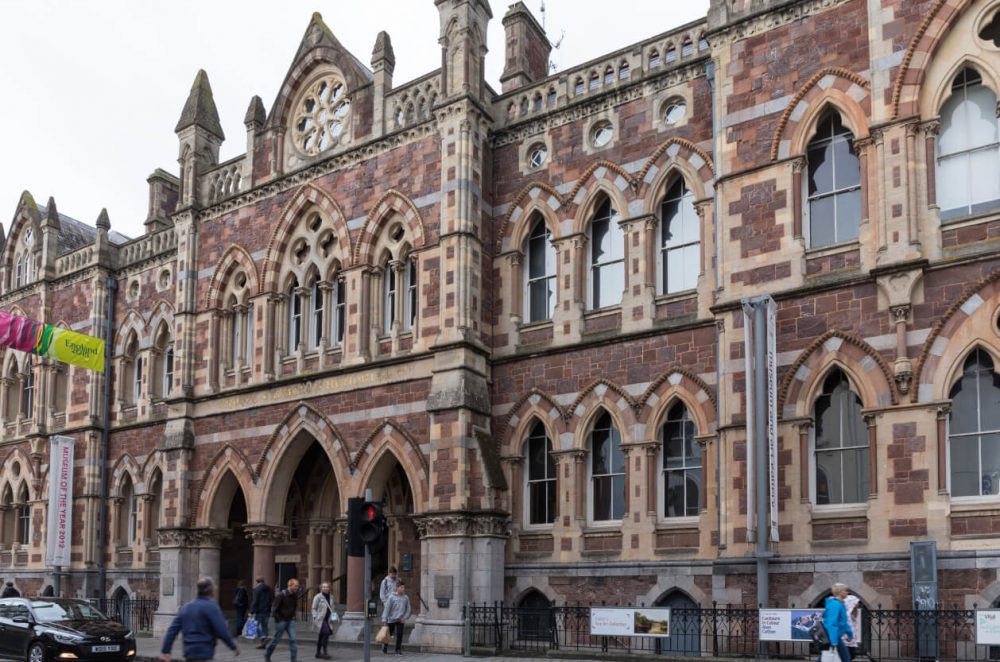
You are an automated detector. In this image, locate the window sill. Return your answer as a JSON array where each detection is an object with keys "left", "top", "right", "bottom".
[
  {"left": 519, "top": 319, "right": 554, "bottom": 331},
  {"left": 809, "top": 503, "right": 868, "bottom": 520},
  {"left": 519, "top": 524, "right": 555, "bottom": 534},
  {"left": 940, "top": 205, "right": 1000, "bottom": 227},
  {"left": 804, "top": 239, "right": 860, "bottom": 259},
  {"left": 583, "top": 305, "right": 622, "bottom": 318},
  {"left": 655, "top": 289, "right": 697, "bottom": 303},
  {"left": 949, "top": 496, "right": 1000, "bottom": 511},
  {"left": 656, "top": 516, "right": 700, "bottom": 529}
]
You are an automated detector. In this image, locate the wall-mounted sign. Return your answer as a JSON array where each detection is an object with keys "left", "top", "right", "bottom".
[
  {"left": 976, "top": 610, "right": 1000, "bottom": 645},
  {"left": 590, "top": 607, "right": 671, "bottom": 637},
  {"left": 759, "top": 609, "right": 825, "bottom": 642}
]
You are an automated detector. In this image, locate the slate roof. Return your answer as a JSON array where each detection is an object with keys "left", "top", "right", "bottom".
[{"left": 46, "top": 210, "right": 130, "bottom": 255}]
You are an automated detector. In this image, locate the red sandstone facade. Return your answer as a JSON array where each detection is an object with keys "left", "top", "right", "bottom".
[{"left": 0, "top": 0, "right": 998, "bottom": 651}]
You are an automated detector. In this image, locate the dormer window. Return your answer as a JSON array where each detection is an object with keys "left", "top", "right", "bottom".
[{"left": 292, "top": 74, "right": 351, "bottom": 156}]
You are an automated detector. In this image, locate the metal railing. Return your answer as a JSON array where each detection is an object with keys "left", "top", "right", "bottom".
[
  {"left": 92, "top": 597, "right": 158, "bottom": 633},
  {"left": 466, "top": 602, "right": 999, "bottom": 661}
]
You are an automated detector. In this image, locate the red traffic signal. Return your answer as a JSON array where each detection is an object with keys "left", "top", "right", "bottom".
[{"left": 359, "top": 500, "right": 384, "bottom": 545}]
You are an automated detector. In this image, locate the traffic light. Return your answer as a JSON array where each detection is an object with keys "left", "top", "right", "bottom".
[
  {"left": 346, "top": 497, "right": 365, "bottom": 557},
  {"left": 359, "top": 500, "right": 385, "bottom": 548}
]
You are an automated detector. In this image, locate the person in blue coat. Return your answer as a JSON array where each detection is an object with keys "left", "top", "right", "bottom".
[
  {"left": 161, "top": 577, "right": 240, "bottom": 662},
  {"left": 820, "top": 583, "right": 855, "bottom": 662}
]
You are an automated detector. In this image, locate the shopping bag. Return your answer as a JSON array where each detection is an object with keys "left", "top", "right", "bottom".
[
  {"left": 809, "top": 621, "right": 830, "bottom": 647},
  {"left": 329, "top": 610, "right": 339, "bottom": 623},
  {"left": 376, "top": 625, "right": 391, "bottom": 644},
  {"left": 243, "top": 618, "right": 259, "bottom": 640},
  {"left": 820, "top": 647, "right": 841, "bottom": 662}
]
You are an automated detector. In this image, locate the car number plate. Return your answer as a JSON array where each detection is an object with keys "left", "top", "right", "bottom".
[{"left": 92, "top": 645, "right": 120, "bottom": 653}]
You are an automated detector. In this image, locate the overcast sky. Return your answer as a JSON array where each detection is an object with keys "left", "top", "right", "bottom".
[{"left": 0, "top": 0, "right": 710, "bottom": 240}]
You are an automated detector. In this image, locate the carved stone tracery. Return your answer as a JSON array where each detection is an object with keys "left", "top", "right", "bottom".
[{"left": 411, "top": 511, "right": 510, "bottom": 539}]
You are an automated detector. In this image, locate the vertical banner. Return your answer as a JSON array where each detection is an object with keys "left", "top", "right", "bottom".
[
  {"left": 46, "top": 435, "right": 75, "bottom": 566},
  {"left": 742, "top": 303, "right": 755, "bottom": 540},
  {"left": 766, "top": 297, "right": 779, "bottom": 543}
]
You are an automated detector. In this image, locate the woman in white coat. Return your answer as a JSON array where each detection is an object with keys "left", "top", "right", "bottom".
[{"left": 311, "top": 582, "right": 337, "bottom": 659}]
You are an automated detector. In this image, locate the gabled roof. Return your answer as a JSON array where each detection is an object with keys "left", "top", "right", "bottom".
[{"left": 49, "top": 210, "right": 130, "bottom": 255}]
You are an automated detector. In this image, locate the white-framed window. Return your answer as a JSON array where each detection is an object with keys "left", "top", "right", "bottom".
[
  {"left": 230, "top": 303, "right": 242, "bottom": 367},
  {"left": 21, "top": 365, "right": 33, "bottom": 419},
  {"left": 806, "top": 112, "right": 861, "bottom": 247},
  {"left": 288, "top": 282, "right": 302, "bottom": 353},
  {"left": 133, "top": 355, "right": 143, "bottom": 404},
  {"left": 293, "top": 75, "right": 351, "bottom": 156},
  {"left": 949, "top": 349, "right": 1000, "bottom": 497},
  {"left": 119, "top": 477, "right": 136, "bottom": 545},
  {"left": 14, "top": 257, "right": 22, "bottom": 289},
  {"left": 659, "top": 179, "right": 700, "bottom": 294},
  {"left": 24, "top": 254, "right": 31, "bottom": 285},
  {"left": 525, "top": 217, "right": 556, "bottom": 322},
  {"left": 17, "top": 488, "right": 30, "bottom": 544},
  {"left": 309, "top": 279, "right": 324, "bottom": 351},
  {"left": 938, "top": 69, "right": 1000, "bottom": 220},
  {"left": 384, "top": 262, "right": 398, "bottom": 333},
  {"left": 662, "top": 402, "right": 701, "bottom": 517},
  {"left": 332, "top": 279, "right": 346, "bottom": 346},
  {"left": 245, "top": 303, "right": 254, "bottom": 367},
  {"left": 404, "top": 257, "right": 418, "bottom": 331},
  {"left": 590, "top": 411, "right": 625, "bottom": 522},
  {"left": 162, "top": 346, "right": 174, "bottom": 396},
  {"left": 525, "top": 420, "right": 556, "bottom": 525},
  {"left": 813, "top": 370, "right": 869, "bottom": 505},
  {"left": 588, "top": 198, "right": 624, "bottom": 309}
]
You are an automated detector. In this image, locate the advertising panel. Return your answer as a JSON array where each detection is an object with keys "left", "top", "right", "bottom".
[
  {"left": 590, "top": 607, "right": 671, "bottom": 637},
  {"left": 759, "top": 608, "right": 825, "bottom": 642}
]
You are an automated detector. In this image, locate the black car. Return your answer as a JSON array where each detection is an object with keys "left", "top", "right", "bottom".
[{"left": 0, "top": 598, "right": 136, "bottom": 662}]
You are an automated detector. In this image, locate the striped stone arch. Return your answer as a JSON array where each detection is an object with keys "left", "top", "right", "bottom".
[
  {"left": 0, "top": 445, "right": 36, "bottom": 485},
  {"left": 353, "top": 190, "right": 426, "bottom": 266},
  {"left": 267, "top": 45, "right": 372, "bottom": 130},
  {"left": 140, "top": 450, "right": 166, "bottom": 487},
  {"left": 195, "top": 447, "right": 258, "bottom": 527},
  {"left": 636, "top": 368, "right": 718, "bottom": 435},
  {"left": 636, "top": 137, "right": 716, "bottom": 203},
  {"left": 205, "top": 245, "right": 260, "bottom": 309},
  {"left": 891, "top": 0, "right": 973, "bottom": 119},
  {"left": 114, "top": 309, "right": 148, "bottom": 354},
  {"left": 914, "top": 267, "right": 1000, "bottom": 400},
  {"left": 255, "top": 402, "right": 352, "bottom": 478},
  {"left": 778, "top": 330, "right": 897, "bottom": 417},
  {"left": 350, "top": 420, "right": 429, "bottom": 508},
  {"left": 565, "top": 379, "right": 638, "bottom": 438},
  {"left": 500, "top": 389, "right": 569, "bottom": 454},
  {"left": 147, "top": 300, "right": 176, "bottom": 338},
  {"left": 496, "top": 181, "right": 565, "bottom": 254},
  {"left": 770, "top": 67, "right": 871, "bottom": 161},
  {"left": 111, "top": 453, "right": 142, "bottom": 495},
  {"left": 564, "top": 161, "right": 637, "bottom": 231},
  {"left": 262, "top": 184, "right": 352, "bottom": 292}
]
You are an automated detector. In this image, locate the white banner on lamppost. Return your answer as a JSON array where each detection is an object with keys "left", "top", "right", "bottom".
[
  {"left": 46, "top": 435, "right": 75, "bottom": 566},
  {"left": 742, "top": 303, "right": 755, "bottom": 540},
  {"left": 766, "top": 297, "right": 779, "bottom": 543}
]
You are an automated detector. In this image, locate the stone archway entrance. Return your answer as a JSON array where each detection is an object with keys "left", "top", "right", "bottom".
[
  {"left": 218, "top": 483, "right": 250, "bottom": 616},
  {"left": 362, "top": 454, "right": 420, "bottom": 612}
]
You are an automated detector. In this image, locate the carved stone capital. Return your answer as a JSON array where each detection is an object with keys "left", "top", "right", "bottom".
[
  {"left": 890, "top": 304, "right": 910, "bottom": 325},
  {"left": 506, "top": 251, "right": 523, "bottom": 268},
  {"left": 936, "top": 403, "right": 952, "bottom": 420},
  {"left": 189, "top": 527, "right": 232, "bottom": 548},
  {"left": 694, "top": 433, "right": 715, "bottom": 449},
  {"left": 244, "top": 524, "right": 289, "bottom": 544},
  {"left": 791, "top": 156, "right": 807, "bottom": 174},
  {"left": 411, "top": 510, "right": 511, "bottom": 539},
  {"left": 894, "top": 357, "right": 913, "bottom": 395},
  {"left": 922, "top": 120, "right": 940, "bottom": 137}
]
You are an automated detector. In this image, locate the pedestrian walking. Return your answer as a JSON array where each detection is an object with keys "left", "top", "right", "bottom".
[
  {"left": 819, "top": 583, "right": 854, "bottom": 662},
  {"left": 844, "top": 594, "right": 862, "bottom": 659},
  {"left": 251, "top": 577, "right": 274, "bottom": 649},
  {"left": 311, "top": 581, "right": 337, "bottom": 659},
  {"left": 381, "top": 581, "right": 411, "bottom": 656},
  {"left": 160, "top": 577, "right": 240, "bottom": 662},
  {"left": 1, "top": 581, "right": 19, "bottom": 598},
  {"left": 265, "top": 577, "right": 303, "bottom": 662},
  {"left": 233, "top": 580, "right": 249, "bottom": 637},
  {"left": 379, "top": 567, "right": 399, "bottom": 605}
]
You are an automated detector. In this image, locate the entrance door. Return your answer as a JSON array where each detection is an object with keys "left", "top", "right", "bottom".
[
  {"left": 276, "top": 562, "right": 299, "bottom": 591},
  {"left": 655, "top": 592, "right": 701, "bottom": 656}
]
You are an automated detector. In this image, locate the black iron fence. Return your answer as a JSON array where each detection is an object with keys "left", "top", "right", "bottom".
[
  {"left": 466, "top": 602, "right": 1000, "bottom": 661},
  {"left": 91, "top": 597, "right": 158, "bottom": 633}
]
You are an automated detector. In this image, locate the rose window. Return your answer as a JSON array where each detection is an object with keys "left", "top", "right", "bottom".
[{"left": 293, "top": 76, "right": 351, "bottom": 155}]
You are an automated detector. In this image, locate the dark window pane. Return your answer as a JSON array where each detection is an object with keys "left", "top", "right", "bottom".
[
  {"left": 833, "top": 137, "right": 861, "bottom": 190},
  {"left": 951, "top": 435, "right": 979, "bottom": 497},
  {"left": 815, "top": 453, "right": 834, "bottom": 504},
  {"left": 591, "top": 217, "right": 610, "bottom": 263},
  {"left": 610, "top": 426, "right": 624, "bottom": 473},
  {"left": 612, "top": 474, "right": 625, "bottom": 519},
  {"left": 835, "top": 188, "right": 861, "bottom": 242},
  {"left": 980, "top": 370, "right": 1000, "bottom": 432},
  {"left": 665, "top": 470, "right": 685, "bottom": 517},
  {"left": 593, "top": 476, "right": 612, "bottom": 520},
  {"left": 592, "top": 427, "right": 609, "bottom": 474},
  {"left": 814, "top": 392, "right": 836, "bottom": 449},
  {"left": 529, "top": 279, "right": 552, "bottom": 322},
  {"left": 685, "top": 469, "right": 701, "bottom": 515},
  {"left": 950, "top": 372, "right": 978, "bottom": 435},
  {"left": 529, "top": 482, "right": 549, "bottom": 524},
  {"left": 983, "top": 432, "right": 1000, "bottom": 495},
  {"left": 528, "top": 434, "right": 546, "bottom": 480},
  {"left": 809, "top": 196, "right": 836, "bottom": 247},
  {"left": 528, "top": 231, "right": 548, "bottom": 278},
  {"left": 808, "top": 144, "right": 834, "bottom": 196}
]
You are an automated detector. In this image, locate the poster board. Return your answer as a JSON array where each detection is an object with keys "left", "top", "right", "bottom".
[
  {"left": 590, "top": 607, "right": 671, "bottom": 637},
  {"left": 759, "top": 608, "right": 825, "bottom": 642},
  {"left": 976, "top": 610, "right": 1000, "bottom": 645}
]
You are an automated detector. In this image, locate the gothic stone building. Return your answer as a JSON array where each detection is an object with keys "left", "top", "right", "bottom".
[{"left": 2, "top": 0, "right": 1000, "bottom": 651}]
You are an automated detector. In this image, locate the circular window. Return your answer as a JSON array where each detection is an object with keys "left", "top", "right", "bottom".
[
  {"left": 159, "top": 269, "right": 172, "bottom": 289},
  {"left": 592, "top": 122, "right": 614, "bottom": 148},
  {"left": 979, "top": 10, "right": 1000, "bottom": 47},
  {"left": 528, "top": 144, "right": 548, "bottom": 169},
  {"left": 390, "top": 224, "right": 405, "bottom": 242},
  {"left": 293, "top": 75, "right": 351, "bottom": 156},
  {"left": 663, "top": 101, "right": 687, "bottom": 126},
  {"left": 129, "top": 281, "right": 140, "bottom": 299}
]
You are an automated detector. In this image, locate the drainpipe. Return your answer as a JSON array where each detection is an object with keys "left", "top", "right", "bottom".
[
  {"left": 705, "top": 58, "right": 724, "bottom": 550},
  {"left": 97, "top": 276, "right": 116, "bottom": 597}
]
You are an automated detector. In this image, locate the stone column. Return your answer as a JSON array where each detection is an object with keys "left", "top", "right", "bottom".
[
  {"left": 506, "top": 252, "right": 523, "bottom": 345},
  {"left": 244, "top": 524, "right": 287, "bottom": 588},
  {"left": 194, "top": 528, "right": 231, "bottom": 595},
  {"left": 154, "top": 528, "right": 201, "bottom": 635},
  {"left": 797, "top": 422, "right": 812, "bottom": 504}
]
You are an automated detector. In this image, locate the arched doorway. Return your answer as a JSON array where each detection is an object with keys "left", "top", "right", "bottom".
[
  {"left": 210, "top": 471, "right": 251, "bottom": 621},
  {"left": 516, "top": 589, "right": 553, "bottom": 645},
  {"left": 655, "top": 590, "right": 700, "bottom": 656},
  {"left": 364, "top": 452, "right": 419, "bottom": 613},
  {"left": 811, "top": 591, "right": 870, "bottom": 658}
]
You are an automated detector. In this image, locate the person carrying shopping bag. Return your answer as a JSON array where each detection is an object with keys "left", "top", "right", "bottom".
[
  {"left": 819, "top": 583, "right": 854, "bottom": 662},
  {"left": 311, "top": 582, "right": 338, "bottom": 660},
  {"left": 381, "top": 581, "right": 411, "bottom": 656}
]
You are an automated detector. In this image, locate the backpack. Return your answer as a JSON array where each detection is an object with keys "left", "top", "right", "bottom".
[{"left": 809, "top": 620, "right": 831, "bottom": 647}]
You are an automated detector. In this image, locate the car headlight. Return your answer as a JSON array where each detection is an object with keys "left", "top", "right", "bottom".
[
  {"left": 124, "top": 630, "right": 135, "bottom": 640},
  {"left": 51, "top": 631, "right": 85, "bottom": 644}
]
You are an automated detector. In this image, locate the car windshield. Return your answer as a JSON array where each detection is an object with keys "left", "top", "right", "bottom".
[{"left": 30, "top": 601, "right": 109, "bottom": 622}]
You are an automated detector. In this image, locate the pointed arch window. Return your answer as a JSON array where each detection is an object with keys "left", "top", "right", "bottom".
[
  {"left": 309, "top": 279, "right": 324, "bottom": 351},
  {"left": 245, "top": 303, "right": 255, "bottom": 366},
  {"left": 153, "top": 326, "right": 173, "bottom": 399},
  {"left": 806, "top": 112, "right": 861, "bottom": 247},
  {"left": 525, "top": 217, "right": 556, "bottom": 322},
  {"left": 384, "top": 262, "right": 398, "bottom": 334},
  {"left": 525, "top": 421, "right": 556, "bottom": 525},
  {"left": 21, "top": 363, "right": 33, "bottom": 419},
  {"left": 119, "top": 476, "right": 137, "bottom": 545},
  {"left": 148, "top": 471, "right": 162, "bottom": 546},
  {"left": 17, "top": 485, "right": 29, "bottom": 544},
  {"left": 332, "top": 278, "right": 346, "bottom": 347},
  {"left": 590, "top": 411, "right": 625, "bottom": 521},
  {"left": 938, "top": 69, "right": 1000, "bottom": 220},
  {"left": 1, "top": 485, "right": 13, "bottom": 544},
  {"left": 660, "top": 179, "right": 700, "bottom": 294},
  {"left": 404, "top": 257, "right": 418, "bottom": 331},
  {"left": 814, "top": 370, "right": 869, "bottom": 505},
  {"left": 4, "top": 362, "right": 18, "bottom": 421},
  {"left": 588, "top": 198, "right": 624, "bottom": 309},
  {"left": 662, "top": 402, "right": 701, "bottom": 517},
  {"left": 288, "top": 280, "right": 303, "bottom": 353},
  {"left": 133, "top": 355, "right": 143, "bottom": 405},
  {"left": 229, "top": 296, "right": 242, "bottom": 367},
  {"left": 949, "top": 349, "right": 1000, "bottom": 497}
]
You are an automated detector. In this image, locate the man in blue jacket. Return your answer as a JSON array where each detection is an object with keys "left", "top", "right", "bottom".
[{"left": 161, "top": 577, "right": 241, "bottom": 662}]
